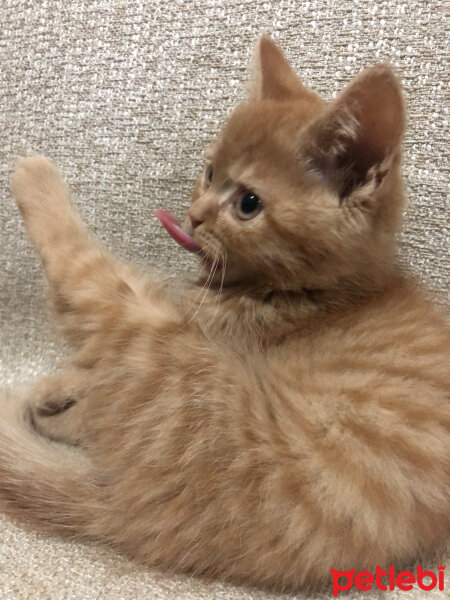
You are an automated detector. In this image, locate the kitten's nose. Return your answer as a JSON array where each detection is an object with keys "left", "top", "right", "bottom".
[
  {"left": 190, "top": 215, "right": 203, "bottom": 230},
  {"left": 189, "top": 193, "right": 217, "bottom": 228}
]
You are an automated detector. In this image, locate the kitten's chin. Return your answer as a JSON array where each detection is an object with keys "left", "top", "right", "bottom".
[
  {"left": 154, "top": 210, "right": 249, "bottom": 287},
  {"left": 199, "top": 258, "right": 254, "bottom": 289},
  {"left": 199, "top": 254, "right": 228, "bottom": 283}
]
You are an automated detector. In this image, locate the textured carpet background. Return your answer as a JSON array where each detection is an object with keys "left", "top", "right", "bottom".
[{"left": 0, "top": 0, "right": 448, "bottom": 598}]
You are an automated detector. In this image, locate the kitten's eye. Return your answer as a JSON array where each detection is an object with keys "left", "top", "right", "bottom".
[
  {"left": 236, "top": 191, "right": 263, "bottom": 221},
  {"left": 204, "top": 163, "right": 213, "bottom": 187}
]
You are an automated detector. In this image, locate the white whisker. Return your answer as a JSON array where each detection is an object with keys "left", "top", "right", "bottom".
[
  {"left": 193, "top": 258, "right": 215, "bottom": 302},
  {"left": 187, "top": 257, "right": 219, "bottom": 325},
  {"left": 210, "top": 250, "right": 227, "bottom": 326}
]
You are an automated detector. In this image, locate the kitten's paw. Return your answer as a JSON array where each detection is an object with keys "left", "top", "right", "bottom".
[
  {"left": 12, "top": 156, "right": 73, "bottom": 249},
  {"left": 21, "top": 371, "right": 88, "bottom": 445},
  {"left": 30, "top": 396, "right": 82, "bottom": 445},
  {"left": 35, "top": 396, "right": 78, "bottom": 417},
  {"left": 12, "top": 156, "right": 69, "bottom": 218}
]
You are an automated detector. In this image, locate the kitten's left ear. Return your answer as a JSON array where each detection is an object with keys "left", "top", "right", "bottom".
[
  {"left": 303, "top": 64, "right": 405, "bottom": 199},
  {"left": 248, "top": 36, "right": 317, "bottom": 102}
]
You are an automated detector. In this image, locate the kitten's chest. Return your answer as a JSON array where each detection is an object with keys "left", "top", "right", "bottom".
[{"left": 192, "top": 290, "right": 318, "bottom": 351}]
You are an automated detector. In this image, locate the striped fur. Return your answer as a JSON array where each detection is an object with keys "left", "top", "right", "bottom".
[{"left": 1, "top": 37, "right": 448, "bottom": 591}]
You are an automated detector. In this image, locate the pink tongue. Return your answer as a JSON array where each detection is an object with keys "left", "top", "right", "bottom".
[{"left": 154, "top": 209, "right": 202, "bottom": 254}]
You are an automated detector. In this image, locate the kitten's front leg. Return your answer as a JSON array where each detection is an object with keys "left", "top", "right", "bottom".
[
  {"left": 12, "top": 157, "right": 183, "bottom": 349},
  {"left": 12, "top": 156, "right": 85, "bottom": 259}
]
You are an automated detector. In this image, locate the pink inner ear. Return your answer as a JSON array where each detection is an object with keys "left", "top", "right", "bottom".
[
  {"left": 155, "top": 210, "right": 202, "bottom": 254},
  {"left": 341, "top": 65, "right": 404, "bottom": 166},
  {"left": 303, "top": 65, "right": 404, "bottom": 197}
]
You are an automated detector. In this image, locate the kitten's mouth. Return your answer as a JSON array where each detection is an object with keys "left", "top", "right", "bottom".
[{"left": 154, "top": 210, "right": 202, "bottom": 254}]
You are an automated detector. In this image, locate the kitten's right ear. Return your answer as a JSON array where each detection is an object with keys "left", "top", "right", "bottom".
[{"left": 248, "top": 36, "right": 316, "bottom": 102}]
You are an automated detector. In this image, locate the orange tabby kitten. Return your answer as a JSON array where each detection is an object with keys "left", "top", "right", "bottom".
[{"left": 1, "top": 37, "right": 449, "bottom": 591}]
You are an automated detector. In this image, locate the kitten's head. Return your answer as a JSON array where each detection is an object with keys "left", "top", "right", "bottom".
[{"left": 157, "top": 37, "right": 406, "bottom": 292}]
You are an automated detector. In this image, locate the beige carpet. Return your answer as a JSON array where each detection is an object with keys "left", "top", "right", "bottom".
[{"left": 0, "top": 0, "right": 448, "bottom": 598}]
